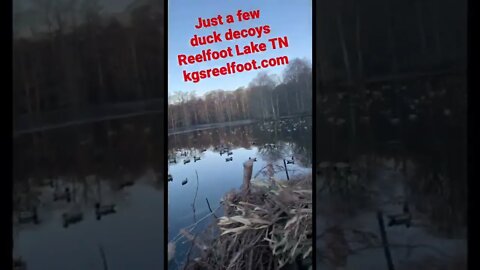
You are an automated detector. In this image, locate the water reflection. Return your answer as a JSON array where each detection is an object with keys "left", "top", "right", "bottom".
[
  {"left": 316, "top": 78, "right": 467, "bottom": 269},
  {"left": 168, "top": 117, "right": 312, "bottom": 269},
  {"left": 13, "top": 115, "right": 164, "bottom": 270}
]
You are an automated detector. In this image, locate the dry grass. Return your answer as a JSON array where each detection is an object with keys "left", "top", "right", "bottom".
[{"left": 183, "top": 174, "right": 312, "bottom": 270}]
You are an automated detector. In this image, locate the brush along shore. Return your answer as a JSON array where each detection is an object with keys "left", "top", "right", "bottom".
[{"left": 177, "top": 173, "right": 312, "bottom": 270}]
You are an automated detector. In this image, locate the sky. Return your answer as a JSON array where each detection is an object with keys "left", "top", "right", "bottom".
[{"left": 168, "top": 0, "right": 312, "bottom": 95}]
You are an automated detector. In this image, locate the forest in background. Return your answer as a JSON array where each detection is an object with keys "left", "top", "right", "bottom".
[
  {"left": 316, "top": 0, "right": 466, "bottom": 84},
  {"left": 168, "top": 58, "right": 312, "bottom": 130},
  {"left": 13, "top": 0, "right": 164, "bottom": 124}
]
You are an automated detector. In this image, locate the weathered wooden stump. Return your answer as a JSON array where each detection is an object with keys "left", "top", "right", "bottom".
[{"left": 243, "top": 160, "right": 254, "bottom": 196}]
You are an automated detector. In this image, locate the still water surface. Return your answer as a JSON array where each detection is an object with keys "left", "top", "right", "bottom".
[
  {"left": 168, "top": 117, "right": 313, "bottom": 269},
  {"left": 13, "top": 114, "right": 164, "bottom": 270}
]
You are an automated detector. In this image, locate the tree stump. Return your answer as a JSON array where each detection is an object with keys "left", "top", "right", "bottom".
[{"left": 243, "top": 160, "right": 254, "bottom": 196}]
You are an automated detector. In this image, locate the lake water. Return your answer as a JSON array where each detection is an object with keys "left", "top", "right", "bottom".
[
  {"left": 167, "top": 117, "right": 313, "bottom": 269},
  {"left": 315, "top": 79, "right": 467, "bottom": 269},
  {"left": 13, "top": 114, "right": 165, "bottom": 270}
]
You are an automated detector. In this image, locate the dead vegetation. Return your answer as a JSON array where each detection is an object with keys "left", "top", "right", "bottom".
[{"left": 174, "top": 174, "right": 312, "bottom": 270}]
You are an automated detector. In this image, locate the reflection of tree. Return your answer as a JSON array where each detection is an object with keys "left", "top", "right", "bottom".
[
  {"left": 408, "top": 150, "right": 466, "bottom": 237},
  {"left": 14, "top": 116, "right": 165, "bottom": 195},
  {"left": 168, "top": 118, "right": 313, "bottom": 166}
]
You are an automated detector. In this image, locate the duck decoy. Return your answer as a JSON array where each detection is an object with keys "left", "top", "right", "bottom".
[
  {"left": 18, "top": 207, "right": 39, "bottom": 225},
  {"left": 184, "top": 158, "right": 191, "bottom": 164},
  {"left": 13, "top": 258, "right": 27, "bottom": 270},
  {"left": 95, "top": 203, "right": 116, "bottom": 220},
  {"left": 182, "top": 178, "right": 188, "bottom": 185},
  {"left": 53, "top": 188, "right": 71, "bottom": 202},
  {"left": 335, "top": 118, "right": 346, "bottom": 126},
  {"left": 285, "top": 156, "right": 295, "bottom": 164},
  {"left": 169, "top": 158, "right": 177, "bottom": 164},
  {"left": 249, "top": 157, "right": 257, "bottom": 162},
  {"left": 227, "top": 151, "right": 233, "bottom": 156},
  {"left": 334, "top": 162, "right": 350, "bottom": 171},
  {"left": 118, "top": 180, "right": 134, "bottom": 189},
  {"left": 226, "top": 157, "right": 233, "bottom": 162},
  {"left": 389, "top": 118, "right": 400, "bottom": 125},
  {"left": 62, "top": 210, "right": 83, "bottom": 228},
  {"left": 168, "top": 174, "right": 173, "bottom": 182},
  {"left": 387, "top": 202, "right": 412, "bottom": 228},
  {"left": 194, "top": 156, "right": 201, "bottom": 162}
]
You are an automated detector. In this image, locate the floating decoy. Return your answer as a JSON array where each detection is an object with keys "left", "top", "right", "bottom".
[
  {"left": 335, "top": 118, "right": 346, "bottom": 126},
  {"left": 226, "top": 157, "right": 233, "bottom": 162},
  {"left": 389, "top": 118, "right": 400, "bottom": 125},
  {"left": 53, "top": 188, "right": 71, "bottom": 202},
  {"left": 249, "top": 157, "right": 257, "bottom": 162},
  {"left": 318, "top": 161, "right": 331, "bottom": 169},
  {"left": 18, "top": 207, "right": 39, "bottom": 225},
  {"left": 118, "top": 180, "right": 134, "bottom": 189},
  {"left": 182, "top": 178, "right": 188, "bottom": 185},
  {"left": 194, "top": 156, "right": 201, "bottom": 162},
  {"left": 95, "top": 203, "right": 116, "bottom": 220},
  {"left": 169, "top": 158, "right": 177, "bottom": 164},
  {"left": 62, "top": 210, "right": 83, "bottom": 228},
  {"left": 184, "top": 159, "right": 191, "bottom": 164},
  {"left": 80, "top": 138, "right": 91, "bottom": 146},
  {"left": 387, "top": 202, "right": 412, "bottom": 228},
  {"left": 13, "top": 258, "right": 26, "bottom": 270},
  {"left": 227, "top": 151, "right": 233, "bottom": 156},
  {"left": 334, "top": 162, "right": 350, "bottom": 172},
  {"left": 168, "top": 174, "right": 173, "bottom": 182},
  {"left": 360, "top": 116, "right": 370, "bottom": 123}
]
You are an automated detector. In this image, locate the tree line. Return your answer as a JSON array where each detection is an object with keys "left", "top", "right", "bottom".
[
  {"left": 316, "top": 0, "right": 466, "bottom": 85},
  {"left": 13, "top": 0, "right": 164, "bottom": 120},
  {"left": 168, "top": 58, "right": 312, "bottom": 130}
]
